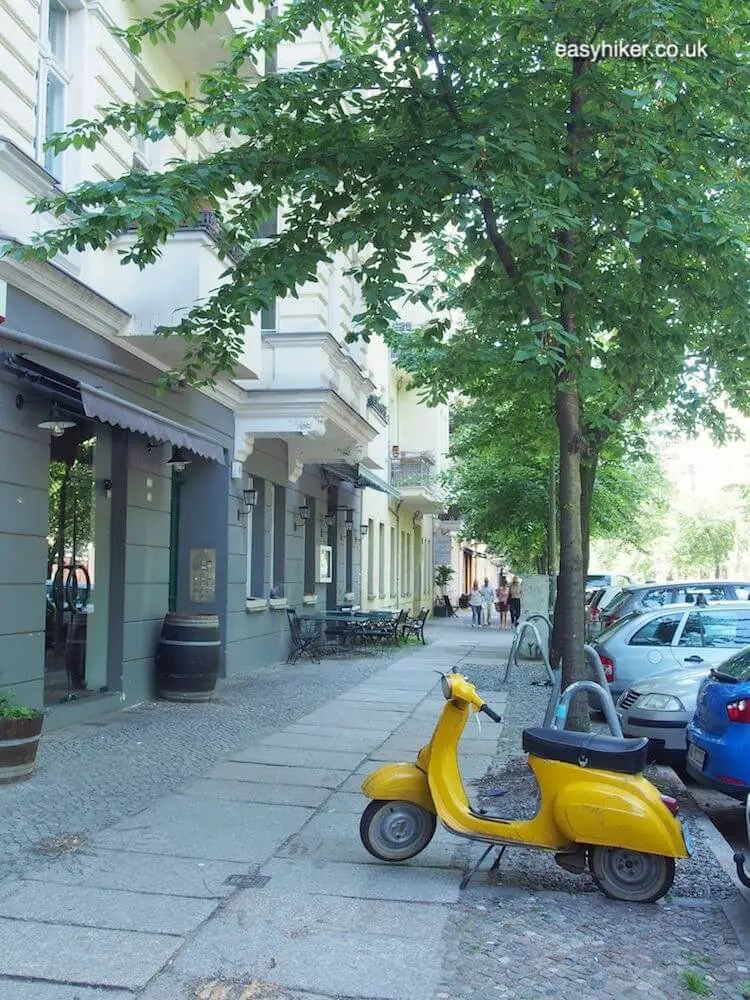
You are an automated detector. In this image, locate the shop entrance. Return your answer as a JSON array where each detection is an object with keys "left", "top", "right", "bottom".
[{"left": 45, "top": 423, "right": 111, "bottom": 704}]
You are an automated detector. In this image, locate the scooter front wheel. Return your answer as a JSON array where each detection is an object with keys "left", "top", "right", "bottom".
[
  {"left": 360, "top": 799, "right": 437, "bottom": 862},
  {"left": 589, "top": 846, "right": 675, "bottom": 903}
]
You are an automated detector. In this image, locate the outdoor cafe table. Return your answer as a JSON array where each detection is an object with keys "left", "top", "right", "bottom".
[{"left": 297, "top": 609, "right": 399, "bottom": 648}]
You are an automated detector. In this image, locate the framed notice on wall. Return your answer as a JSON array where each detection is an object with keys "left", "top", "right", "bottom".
[
  {"left": 318, "top": 544, "right": 333, "bottom": 584},
  {"left": 189, "top": 548, "right": 217, "bottom": 603}
]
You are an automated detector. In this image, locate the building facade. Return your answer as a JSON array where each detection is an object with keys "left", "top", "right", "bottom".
[{"left": 0, "top": 0, "right": 451, "bottom": 724}]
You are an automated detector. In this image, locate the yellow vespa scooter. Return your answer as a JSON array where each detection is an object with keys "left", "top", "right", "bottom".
[{"left": 360, "top": 672, "right": 692, "bottom": 903}]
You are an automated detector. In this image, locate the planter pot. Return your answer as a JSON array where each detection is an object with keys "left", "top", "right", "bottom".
[
  {"left": 302, "top": 594, "right": 318, "bottom": 606},
  {"left": 432, "top": 604, "right": 448, "bottom": 618},
  {"left": 246, "top": 598, "right": 268, "bottom": 613},
  {"left": 0, "top": 714, "right": 44, "bottom": 784},
  {"left": 155, "top": 612, "right": 221, "bottom": 702},
  {"left": 269, "top": 598, "right": 288, "bottom": 610}
]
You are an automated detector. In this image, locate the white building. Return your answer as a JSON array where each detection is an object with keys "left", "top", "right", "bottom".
[{"left": 0, "top": 0, "right": 453, "bottom": 711}]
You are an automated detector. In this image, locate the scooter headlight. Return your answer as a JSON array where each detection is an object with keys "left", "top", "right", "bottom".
[{"left": 441, "top": 674, "right": 453, "bottom": 701}]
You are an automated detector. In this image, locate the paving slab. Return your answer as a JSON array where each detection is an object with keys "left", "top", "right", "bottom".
[
  {"left": 259, "top": 857, "right": 461, "bottom": 904},
  {"left": 298, "top": 708, "right": 410, "bottom": 729},
  {"left": 260, "top": 730, "right": 384, "bottom": 753},
  {"left": 337, "top": 690, "right": 426, "bottom": 705},
  {"left": 275, "top": 809, "right": 469, "bottom": 869},
  {"left": 322, "top": 699, "right": 420, "bottom": 714},
  {"left": 139, "top": 971, "right": 336, "bottom": 1000},
  {"left": 0, "top": 881, "right": 217, "bottom": 935},
  {"left": 0, "top": 981, "right": 133, "bottom": 1000},
  {"left": 321, "top": 790, "right": 368, "bottom": 814},
  {"left": 226, "top": 746, "right": 365, "bottom": 770},
  {"left": 94, "top": 795, "right": 312, "bottom": 863},
  {"left": 287, "top": 723, "right": 391, "bottom": 741},
  {"left": 22, "top": 848, "right": 241, "bottom": 899},
  {"left": 170, "top": 887, "right": 450, "bottom": 1000},
  {"left": 180, "top": 779, "right": 331, "bottom": 808},
  {"left": 0, "top": 916, "right": 182, "bottom": 989},
  {"left": 205, "top": 761, "right": 349, "bottom": 789}
]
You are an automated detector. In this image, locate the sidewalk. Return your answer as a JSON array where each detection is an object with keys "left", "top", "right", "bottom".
[
  {"left": 0, "top": 614, "right": 506, "bottom": 1000},
  {"left": 2, "top": 615, "right": 749, "bottom": 1000}
]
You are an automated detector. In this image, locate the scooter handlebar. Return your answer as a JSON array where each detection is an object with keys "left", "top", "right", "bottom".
[{"left": 480, "top": 703, "right": 502, "bottom": 724}]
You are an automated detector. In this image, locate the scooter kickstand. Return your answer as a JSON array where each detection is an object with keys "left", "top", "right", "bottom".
[
  {"left": 488, "top": 845, "right": 506, "bottom": 876},
  {"left": 460, "top": 844, "right": 499, "bottom": 890}
]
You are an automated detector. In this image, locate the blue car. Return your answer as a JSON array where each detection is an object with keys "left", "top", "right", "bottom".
[{"left": 686, "top": 646, "right": 750, "bottom": 801}]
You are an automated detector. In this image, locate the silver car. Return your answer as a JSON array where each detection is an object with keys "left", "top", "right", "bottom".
[
  {"left": 616, "top": 666, "right": 708, "bottom": 762},
  {"left": 593, "top": 601, "right": 750, "bottom": 701}
]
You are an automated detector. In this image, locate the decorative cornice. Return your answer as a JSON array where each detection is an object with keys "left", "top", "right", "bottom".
[{"left": 0, "top": 137, "right": 61, "bottom": 200}]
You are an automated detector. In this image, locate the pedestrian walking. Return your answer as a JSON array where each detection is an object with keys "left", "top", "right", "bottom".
[
  {"left": 496, "top": 578, "right": 510, "bottom": 629},
  {"left": 481, "top": 578, "right": 495, "bottom": 626},
  {"left": 509, "top": 576, "right": 522, "bottom": 627},
  {"left": 469, "top": 580, "right": 483, "bottom": 627}
]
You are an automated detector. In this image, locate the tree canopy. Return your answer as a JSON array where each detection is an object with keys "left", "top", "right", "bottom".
[{"left": 5, "top": 0, "right": 750, "bottom": 719}]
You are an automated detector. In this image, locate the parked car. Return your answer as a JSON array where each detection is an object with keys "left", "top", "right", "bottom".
[
  {"left": 616, "top": 666, "right": 709, "bottom": 762},
  {"left": 686, "top": 647, "right": 750, "bottom": 800},
  {"left": 585, "top": 572, "right": 633, "bottom": 599},
  {"left": 593, "top": 601, "right": 750, "bottom": 702},
  {"left": 585, "top": 585, "right": 623, "bottom": 640},
  {"left": 598, "top": 580, "right": 750, "bottom": 631}
]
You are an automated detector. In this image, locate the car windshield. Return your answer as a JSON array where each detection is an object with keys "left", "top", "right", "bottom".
[
  {"left": 713, "top": 647, "right": 750, "bottom": 682},
  {"left": 586, "top": 575, "right": 610, "bottom": 590}
]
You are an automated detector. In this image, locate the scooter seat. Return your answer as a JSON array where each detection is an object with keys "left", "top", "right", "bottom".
[{"left": 522, "top": 727, "right": 649, "bottom": 775}]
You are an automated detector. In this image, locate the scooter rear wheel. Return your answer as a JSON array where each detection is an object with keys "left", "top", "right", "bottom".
[
  {"left": 589, "top": 846, "right": 675, "bottom": 903},
  {"left": 360, "top": 799, "right": 437, "bottom": 862}
]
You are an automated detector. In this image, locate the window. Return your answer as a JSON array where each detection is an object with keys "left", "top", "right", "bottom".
[
  {"left": 366, "top": 519, "right": 375, "bottom": 597},
  {"left": 345, "top": 527, "right": 353, "bottom": 593},
  {"left": 713, "top": 648, "right": 750, "bottom": 681},
  {"left": 629, "top": 612, "right": 684, "bottom": 647},
  {"left": 390, "top": 526, "right": 396, "bottom": 596},
  {"left": 271, "top": 484, "right": 286, "bottom": 595},
  {"left": 378, "top": 523, "right": 385, "bottom": 597},
  {"left": 640, "top": 587, "right": 677, "bottom": 610},
  {"left": 677, "top": 611, "right": 703, "bottom": 647},
  {"left": 37, "top": 0, "right": 69, "bottom": 178},
  {"left": 247, "top": 477, "right": 265, "bottom": 599},
  {"left": 733, "top": 585, "right": 750, "bottom": 601},
  {"left": 261, "top": 300, "right": 277, "bottom": 333},
  {"left": 303, "top": 496, "right": 316, "bottom": 593},
  {"left": 701, "top": 610, "right": 750, "bottom": 648},
  {"left": 400, "top": 530, "right": 406, "bottom": 594}
]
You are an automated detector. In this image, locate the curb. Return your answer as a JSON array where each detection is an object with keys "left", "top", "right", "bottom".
[{"left": 664, "top": 764, "right": 750, "bottom": 952}]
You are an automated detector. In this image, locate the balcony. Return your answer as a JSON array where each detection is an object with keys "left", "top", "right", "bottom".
[
  {"left": 85, "top": 213, "right": 261, "bottom": 379},
  {"left": 391, "top": 453, "right": 444, "bottom": 513},
  {"left": 232, "top": 330, "right": 381, "bottom": 482}
]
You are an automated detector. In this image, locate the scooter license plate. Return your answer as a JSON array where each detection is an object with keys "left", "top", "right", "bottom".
[
  {"left": 681, "top": 819, "right": 694, "bottom": 857},
  {"left": 687, "top": 744, "right": 706, "bottom": 771}
]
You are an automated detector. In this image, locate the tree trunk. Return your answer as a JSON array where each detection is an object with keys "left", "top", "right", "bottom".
[
  {"left": 579, "top": 452, "right": 599, "bottom": 582},
  {"left": 555, "top": 378, "right": 588, "bottom": 731},
  {"left": 547, "top": 457, "right": 557, "bottom": 616}
]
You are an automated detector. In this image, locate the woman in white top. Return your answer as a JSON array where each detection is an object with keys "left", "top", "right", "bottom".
[{"left": 469, "top": 580, "right": 483, "bottom": 627}]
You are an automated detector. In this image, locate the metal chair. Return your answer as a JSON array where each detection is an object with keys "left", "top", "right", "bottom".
[
  {"left": 402, "top": 607, "right": 430, "bottom": 644},
  {"left": 286, "top": 609, "right": 322, "bottom": 664}
]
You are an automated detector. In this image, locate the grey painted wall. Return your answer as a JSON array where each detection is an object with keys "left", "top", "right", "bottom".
[{"left": 0, "top": 284, "right": 234, "bottom": 718}]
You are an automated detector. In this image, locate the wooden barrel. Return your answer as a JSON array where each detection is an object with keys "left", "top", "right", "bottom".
[
  {"left": 0, "top": 715, "right": 44, "bottom": 784},
  {"left": 155, "top": 613, "right": 221, "bottom": 702}
]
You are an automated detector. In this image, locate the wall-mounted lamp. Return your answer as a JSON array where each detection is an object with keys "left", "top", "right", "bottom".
[
  {"left": 359, "top": 524, "right": 369, "bottom": 538},
  {"left": 412, "top": 510, "right": 423, "bottom": 527},
  {"left": 38, "top": 406, "right": 77, "bottom": 438},
  {"left": 166, "top": 446, "right": 191, "bottom": 473},
  {"left": 102, "top": 478, "right": 113, "bottom": 500},
  {"left": 344, "top": 508, "right": 354, "bottom": 533},
  {"left": 324, "top": 511, "right": 337, "bottom": 529},
  {"left": 295, "top": 504, "right": 311, "bottom": 529},
  {"left": 238, "top": 486, "right": 258, "bottom": 520}
]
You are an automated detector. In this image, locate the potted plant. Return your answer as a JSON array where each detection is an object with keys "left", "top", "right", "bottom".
[
  {"left": 0, "top": 691, "right": 44, "bottom": 784},
  {"left": 433, "top": 565, "right": 455, "bottom": 617}
]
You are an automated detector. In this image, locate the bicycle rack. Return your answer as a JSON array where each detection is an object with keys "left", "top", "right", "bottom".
[
  {"left": 503, "top": 621, "right": 554, "bottom": 685},
  {"left": 542, "top": 645, "right": 622, "bottom": 737}
]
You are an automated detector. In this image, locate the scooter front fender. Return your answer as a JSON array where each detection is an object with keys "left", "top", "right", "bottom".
[
  {"left": 361, "top": 763, "right": 436, "bottom": 814},
  {"left": 553, "top": 771, "right": 689, "bottom": 858}
]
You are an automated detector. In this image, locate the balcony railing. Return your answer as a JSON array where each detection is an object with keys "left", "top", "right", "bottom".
[{"left": 391, "top": 457, "right": 437, "bottom": 491}]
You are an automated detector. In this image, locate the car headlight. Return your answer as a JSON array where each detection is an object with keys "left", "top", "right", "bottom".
[{"left": 636, "top": 693, "right": 685, "bottom": 712}]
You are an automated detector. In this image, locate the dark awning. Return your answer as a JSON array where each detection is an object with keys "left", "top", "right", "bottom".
[
  {"left": 322, "top": 463, "right": 400, "bottom": 498},
  {"left": 79, "top": 383, "right": 225, "bottom": 464}
]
